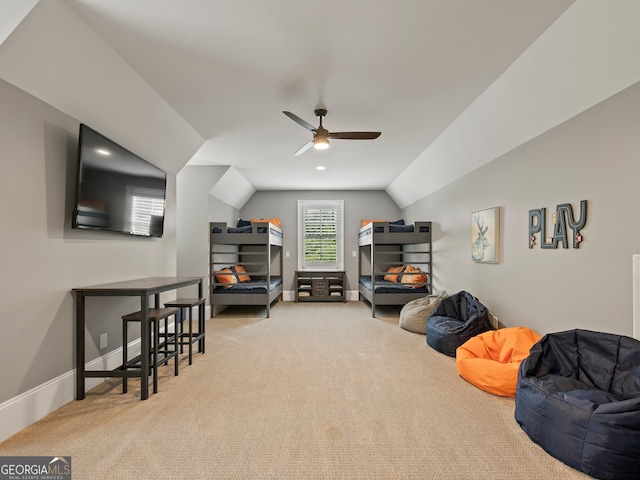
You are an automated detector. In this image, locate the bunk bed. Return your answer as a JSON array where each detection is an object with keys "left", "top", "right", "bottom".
[
  {"left": 358, "top": 220, "right": 432, "bottom": 317},
  {"left": 209, "top": 221, "right": 283, "bottom": 318}
]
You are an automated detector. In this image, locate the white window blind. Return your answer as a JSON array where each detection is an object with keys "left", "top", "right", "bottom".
[{"left": 298, "top": 200, "right": 344, "bottom": 270}]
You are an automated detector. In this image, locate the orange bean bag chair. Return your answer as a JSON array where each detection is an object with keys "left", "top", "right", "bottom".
[{"left": 455, "top": 327, "right": 541, "bottom": 397}]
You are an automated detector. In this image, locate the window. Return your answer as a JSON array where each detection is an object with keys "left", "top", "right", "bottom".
[{"left": 298, "top": 200, "right": 344, "bottom": 270}]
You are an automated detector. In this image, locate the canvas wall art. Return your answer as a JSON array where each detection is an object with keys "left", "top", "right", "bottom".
[{"left": 471, "top": 207, "right": 500, "bottom": 263}]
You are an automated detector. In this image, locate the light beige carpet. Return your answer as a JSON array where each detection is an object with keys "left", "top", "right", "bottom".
[{"left": 0, "top": 301, "right": 589, "bottom": 479}]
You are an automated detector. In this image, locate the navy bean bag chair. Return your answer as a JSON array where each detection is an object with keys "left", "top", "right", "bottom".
[
  {"left": 515, "top": 329, "right": 640, "bottom": 480},
  {"left": 426, "top": 291, "right": 493, "bottom": 357}
]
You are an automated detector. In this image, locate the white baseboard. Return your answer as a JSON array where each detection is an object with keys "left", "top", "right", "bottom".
[
  {"left": 346, "top": 290, "right": 359, "bottom": 301},
  {"left": 0, "top": 306, "right": 211, "bottom": 443},
  {"left": 0, "top": 339, "right": 142, "bottom": 443},
  {"left": 0, "top": 298, "right": 361, "bottom": 443}
]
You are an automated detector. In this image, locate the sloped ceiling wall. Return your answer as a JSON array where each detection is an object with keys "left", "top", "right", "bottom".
[
  {"left": 2, "top": 1, "right": 639, "bottom": 210},
  {"left": 0, "top": 0, "right": 38, "bottom": 45},
  {"left": 0, "top": 0, "right": 203, "bottom": 175},
  {"left": 209, "top": 166, "right": 256, "bottom": 210},
  {"left": 387, "top": 0, "right": 640, "bottom": 208}
]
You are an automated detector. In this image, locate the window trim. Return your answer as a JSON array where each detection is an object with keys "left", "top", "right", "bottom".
[{"left": 297, "top": 199, "right": 344, "bottom": 271}]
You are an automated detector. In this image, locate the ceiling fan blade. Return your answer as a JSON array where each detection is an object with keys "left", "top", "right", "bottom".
[
  {"left": 283, "top": 111, "right": 316, "bottom": 132},
  {"left": 294, "top": 139, "right": 314, "bottom": 156},
  {"left": 329, "top": 131, "right": 381, "bottom": 140}
]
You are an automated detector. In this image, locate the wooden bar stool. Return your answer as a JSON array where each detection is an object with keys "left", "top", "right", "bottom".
[
  {"left": 122, "top": 307, "right": 180, "bottom": 394},
  {"left": 164, "top": 298, "right": 206, "bottom": 365}
]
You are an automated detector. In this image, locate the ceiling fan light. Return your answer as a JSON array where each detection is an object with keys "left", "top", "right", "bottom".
[{"left": 313, "top": 136, "right": 329, "bottom": 150}]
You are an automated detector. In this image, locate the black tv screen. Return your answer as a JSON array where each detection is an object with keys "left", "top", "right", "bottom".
[{"left": 72, "top": 124, "right": 167, "bottom": 238}]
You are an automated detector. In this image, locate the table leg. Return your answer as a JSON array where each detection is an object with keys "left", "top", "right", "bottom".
[
  {"left": 188, "top": 306, "right": 193, "bottom": 365},
  {"left": 75, "top": 292, "right": 86, "bottom": 400},
  {"left": 140, "top": 294, "right": 149, "bottom": 400},
  {"left": 198, "top": 281, "right": 205, "bottom": 353},
  {"left": 199, "top": 301, "right": 205, "bottom": 354}
]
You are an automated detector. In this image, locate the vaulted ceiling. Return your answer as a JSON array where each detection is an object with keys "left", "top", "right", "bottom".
[
  {"left": 4, "top": 1, "right": 637, "bottom": 209},
  {"left": 61, "top": 0, "right": 574, "bottom": 193}
]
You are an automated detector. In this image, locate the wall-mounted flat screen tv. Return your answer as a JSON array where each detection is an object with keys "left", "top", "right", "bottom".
[{"left": 72, "top": 124, "right": 167, "bottom": 238}]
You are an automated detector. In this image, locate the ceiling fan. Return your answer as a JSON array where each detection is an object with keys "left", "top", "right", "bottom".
[{"left": 283, "top": 108, "right": 381, "bottom": 156}]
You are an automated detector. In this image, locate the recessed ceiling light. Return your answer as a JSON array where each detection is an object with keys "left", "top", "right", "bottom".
[{"left": 315, "top": 165, "right": 326, "bottom": 171}]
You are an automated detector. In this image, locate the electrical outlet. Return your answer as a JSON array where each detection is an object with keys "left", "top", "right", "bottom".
[
  {"left": 100, "top": 333, "right": 108, "bottom": 350},
  {"left": 285, "top": 251, "right": 290, "bottom": 257},
  {"left": 491, "top": 315, "right": 500, "bottom": 329},
  {"left": 352, "top": 251, "right": 357, "bottom": 257}
]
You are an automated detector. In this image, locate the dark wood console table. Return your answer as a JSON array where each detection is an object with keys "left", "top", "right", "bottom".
[
  {"left": 73, "top": 276, "right": 203, "bottom": 400},
  {"left": 295, "top": 271, "right": 346, "bottom": 302}
]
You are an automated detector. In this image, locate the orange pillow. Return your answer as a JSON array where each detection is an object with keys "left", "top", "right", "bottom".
[
  {"left": 399, "top": 265, "right": 427, "bottom": 288},
  {"left": 250, "top": 217, "right": 281, "bottom": 228},
  {"left": 234, "top": 265, "right": 251, "bottom": 283},
  {"left": 361, "top": 219, "right": 387, "bottom": 228},
  {"left": 384, "top": 265, "right": 405, "bottom": 282},
  {"left": 214, "top": 268, "right": 237, "bottom": 287}
]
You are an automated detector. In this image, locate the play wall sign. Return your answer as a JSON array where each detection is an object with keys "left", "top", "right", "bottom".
[
  {"left": 0, "top": 457, "right": 71, "bottom": 480},
  {"left": 528, "top": 200, "right": 587, "bottom": 249}
]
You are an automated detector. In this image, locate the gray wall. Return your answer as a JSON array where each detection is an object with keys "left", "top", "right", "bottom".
[
  {"left": 0, "top": 78, "right": 179, "bottom": 404},
  {"left": 239, "top": 190, "right": 401, "bottom": 296},
  {"left": 177, "top": 166, "right": 237, "bottom": 278},
  {"left": 403, "top": 81, "right": 640, "bottom": 337},
  {"left": 176, "top": 165, "right": 239, "bottom": 305}
]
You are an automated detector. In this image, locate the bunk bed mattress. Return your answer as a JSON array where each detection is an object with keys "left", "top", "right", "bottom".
[
  {"left": 359, "top": 277, "right": 428, "bottom": 294},
  {"left": 374, "top": 224, "right": 414, "bottom": 233},
  {"left": 211, "top": 225, "right": 283, "bottom": 237},
  {"left": 358, "top": 225, "right": 414, "bottom": 238},
  {"left": 213, "top": 278, "right": 283, "bottom": 294}
]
